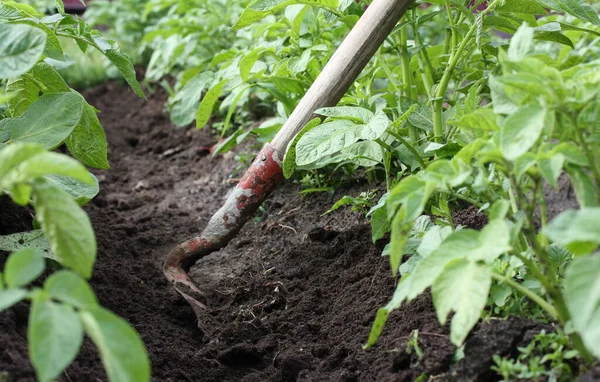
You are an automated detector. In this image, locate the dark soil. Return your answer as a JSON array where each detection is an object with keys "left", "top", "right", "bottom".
[{"left": 0, "top": 83, "right": 573, "bottom": 382}]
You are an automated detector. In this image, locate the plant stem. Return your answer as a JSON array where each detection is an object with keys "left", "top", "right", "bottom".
[
  {"left": 509, "top": 175, "right": 595, "bottom": 362},
  {"left": 573, "top": 123, "right": 600, "bottom": 204},
  {"left": 377, "top": 51, "right": 403, "bottom": 95},
  {"left": 386, "top": 130, "right": 426, "bottom": 168},
  {"left": 399, "top": 26, "right": 418, "bottom": 142},
  {"left": 432, "top": 0, "right": 502, "bottom": 143},
  {"left": 491, "top": 272, "right": 558, "bottom": 319}
]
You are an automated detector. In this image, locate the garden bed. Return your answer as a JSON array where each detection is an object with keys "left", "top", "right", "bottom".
[{"left": 0, "top": 83, "right": 575, "bottom": 381}]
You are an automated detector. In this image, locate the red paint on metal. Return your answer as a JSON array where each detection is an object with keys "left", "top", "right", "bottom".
[{"left": 235, "top": 145, "right": 283, "bottom": 210}]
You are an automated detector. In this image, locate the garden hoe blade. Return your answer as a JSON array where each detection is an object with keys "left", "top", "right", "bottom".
[{"left": 163, "top": 0, "right": 416, "bottom": 329}]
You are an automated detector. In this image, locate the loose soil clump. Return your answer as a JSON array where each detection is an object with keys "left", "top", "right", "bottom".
[{"left": 0, "top": 83, "right": 564, "bottom": 381}]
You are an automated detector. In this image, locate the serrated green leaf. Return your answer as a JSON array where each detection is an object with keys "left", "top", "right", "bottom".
[
  {"left": 4, "top": 248, "right": 44, "bottom": 288},
  {"left": 8, "top": 92, "right": 84, "bottom": 149},
  {"left": 45, "top": 270, "right": 97, "bottom": 309},
  {"left": 31, "top": 179, "right": 96, "bottom": 278},
  {"left": 0, "top": 23, "right": 46, "bottom": 79},
  {"left": 29, "top": 294, "right": 83, "bottom": 382},
  {"left": 432, "top": 259, "right": 491, "bottom": 346},
  {"left": 500, "top": 102, "right": 546, "bottom": 161},
  {"left": 544, "top": 208, "right": 600, "bottom": 255},
  {"left": 80, "top": 306, "right": 150, "bottom": 382},
  {"left": 196, "top": 80, "right": 227, "bottom": 129},
  {"left": 564, "top": 254, "right": 600, "bottom": 358},
  {"left": 0, "top": 288, "right": 27, "bottom": 310}
]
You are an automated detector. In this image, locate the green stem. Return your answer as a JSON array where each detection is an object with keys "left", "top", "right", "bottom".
[
  {"left": 399, "top": 26, "right": 418, "bottom": 142},
  {"left": 432, "top": 0, "right": 503, "bottom": 143},
  {"left": 508, "top": 175, "right": 595, "bottom": 362},
  {"left": 377, "top": 51, "right": 403, "bottom": 95},
  {"left": 386, "top": 130, "right": 426, "bottom": 168},
  {"left": 491, "top": 272, "right": 558, "bottom": 320},
  {"left": 573, "top": 123, "right": 600, "bottom": 204},
  {"left": 443, "top": 191, "right": 484, "bottom": 207}
]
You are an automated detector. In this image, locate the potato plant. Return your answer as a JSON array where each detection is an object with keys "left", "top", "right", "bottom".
[
  {"left": 0, "top": 1, "right": 149, "bottom": 381},
  {"left": 67, "top": 0, "right": 600, "bottom": 377},
  {"left": 208, "top": 0, "right": 600, "bottom": 372}
]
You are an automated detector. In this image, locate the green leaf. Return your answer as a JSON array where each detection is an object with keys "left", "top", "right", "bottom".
[
  {"left": 91, "top": 35, "right": 144, "bottom": 98},
  {"left": 408, "top": 103, "right": 434, "bottom": 132},
  {"left": 31, "top": 179, "right": 96, "bottom": 278},
  {"left": 432, "top": 259, "right": 491, "bottom": 346},
  {"left": 565, "top": 166, "right": 597, "bottom": 208},
  {"left": 4, "top": 248, "right": 44, "bottom": 288},
  {"left": 535, "top": 0, "right": 600, "bottom": 26},
  {"left": 170, "top": 72, "right": 212, "bottom": 127},
  {"left": 407, "top": 221, "right": 510, "bottom": 299},
  {"left": 45, "top": 174, "right": 99, "bottom": 205},
  {"left": 370, "top": 206, "right": 389, "bottom": 243},
  {"left": 544, "top": 208, "right": 600, "bottom": 255},
  {"left": 0, "top": 288, "right": 27, "bottom": 310},
  {"left": 8, "top": 18, "right": 65, "bottom": 61},
  {"left": 295, "top": 119, "right": 358, "bottom": 165},
  {"left": 315, "top": 106, "right": 373, "bottom": 123},
  {"left": 564, "top": 254, "right": 600, "bottom": 358},
  {"left": 66, "top": 102, "right": 109, "bottom": 170},
  {"left": 233, "top": 0, "right": 339, "bottom": 30},
  {"left": 500, "top": 102, "right": 546, "bottom": 161},
  {"left": 449, "top": 108, "right": 500, "bottom": 133},
  {"left": 0, "top": 230, "right": 52, "bottom": 259},
  {"left": 5, "top": 75, "right": 39, "bottom": 116},
  {"left": 507, "top": 23, "right": 534, "bottom": 62},
  {"left": 29, "top": 294, "right": 83, "bottom": 382},
  {"left": 2, "top": 151, "right": 93, "bottom": 188},
  {"left": 0, "top": 23, "right": 46, "bottom": 79},
  {"left": 537, "top": 153, "right": 564, "bottom": 189},
  {"left": 31, "top": 62, "right": 69, "bottom": 92},
  {"left": 8, "top": 92, "right": 84, "bottom": 149},
  {"left": 389, "top": 210, "right": 413, "bottom": 276},
  {"left": 196, "top": 80, "right": 227, "bottom": 129},
  {"left": 283, "top": 118, "right": 321, "bottom": 178},
  {"left": 80, "top": 306, "right": 150, "bottom": 382},
  {"left": 45, "top": 270, "right": 97, "bottom": 309},
  {"left": 416, "top": 225, "right": 453, "bottom": 258},
  {"left": 0, "top": 142, "right": 44, "bottom": 179}
]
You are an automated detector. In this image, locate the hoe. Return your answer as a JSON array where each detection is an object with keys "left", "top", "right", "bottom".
[{"left": 163, "top": 0, "right": 415, "bottom": 325}]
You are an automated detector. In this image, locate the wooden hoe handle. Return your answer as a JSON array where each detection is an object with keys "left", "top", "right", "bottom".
[{"left": 164, "top": 0, "right": 416, "bottom": 328}]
